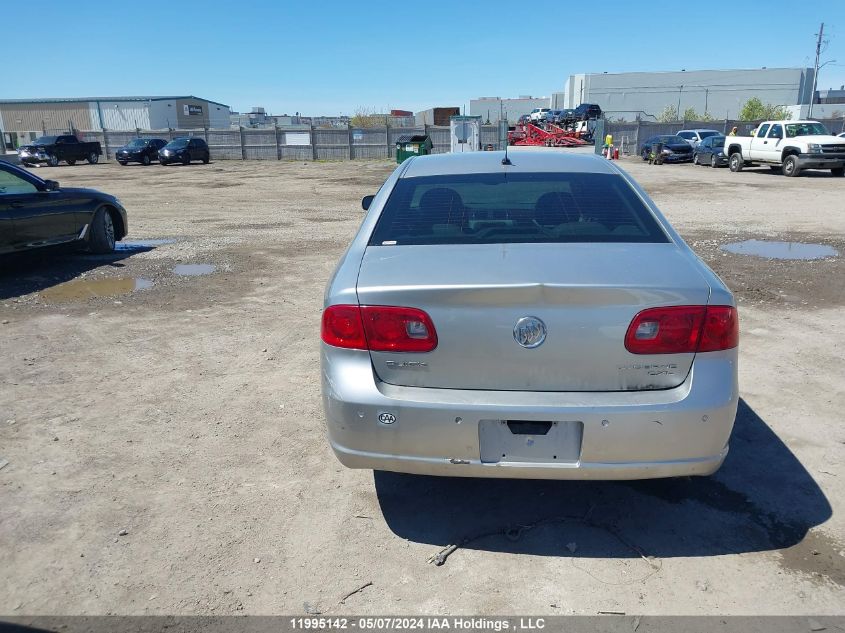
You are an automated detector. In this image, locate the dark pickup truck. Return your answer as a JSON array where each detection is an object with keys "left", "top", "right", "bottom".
[{"left": 18, "top": 134, "right": 103, "bottom": 167}]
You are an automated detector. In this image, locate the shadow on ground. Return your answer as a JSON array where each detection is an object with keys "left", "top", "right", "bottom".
[
  {"left": 0, "top": 242, "right": 160, "bottom": 300},
  {"left": 375, "top": 399, "right": 831, "bottom": 559}
]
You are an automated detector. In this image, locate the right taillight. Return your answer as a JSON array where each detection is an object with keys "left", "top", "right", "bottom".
[
  {"left": 625, "top": 305, "right": 738, "bottom": 354},
  {"left": 321, "top": 305, "right": 438, "bottom": 353}
]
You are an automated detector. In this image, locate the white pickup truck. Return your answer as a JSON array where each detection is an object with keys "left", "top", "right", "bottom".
[{"left": 725, "top": 120, "right": 845, "bottom": 177}]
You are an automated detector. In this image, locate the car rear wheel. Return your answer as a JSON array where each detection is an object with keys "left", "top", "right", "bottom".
[
  {"left": 181, "top": 154, "right": 190, "bottom": 166},
  {"left": 118, "top": 161, "right": 127, "bottom": 166},
  {"left": 142, "top": 154, "right": 151, "bottom": 166},
  {"left": 66, "top": 159, "right": 76, "bottom": 166},
  {"left": 47, "top": 154, "right": 59, "bottom": 167},
  {"left": 831, "top": 167, "right": 844, "bottom": 177},
  {"left": 159, "top": 159, "right": 167, "bottom": 166},
  {"left": 202, "top": 153, "right": 209, "bottom": 164},
  {"left": 729, "top": 153, "right": 743, "bottom": 172},
  {"left": 89, "top": 207, "right": 116, "bottom": 253},
  {"left": 87, "top": 152, "right": 99, "bottom": 164},
  {"left": 710, "top": 155, "right": 718, "bottom": 168},
  {"left": 782, "top": 155, "right": 800, "bottom": 177}
]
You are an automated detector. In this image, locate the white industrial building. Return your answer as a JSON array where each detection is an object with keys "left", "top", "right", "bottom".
[
  {"left": 470, "top": 96, "right": 550, "bottom": 124},
  {"left": 0, "top": 96, "right": 231, "bottom": 135},
  {"left": 558, "top": 68, "right": 816, "bottom": 120}
]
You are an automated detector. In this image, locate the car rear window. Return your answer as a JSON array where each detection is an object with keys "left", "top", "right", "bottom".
[{"left": 368, "top": 172, "right": 669, "bottom": 246}]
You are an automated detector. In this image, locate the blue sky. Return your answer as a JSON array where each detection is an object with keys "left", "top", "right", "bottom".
[{"left": 7, "top": 1, "right": 845, "bottom": 115}]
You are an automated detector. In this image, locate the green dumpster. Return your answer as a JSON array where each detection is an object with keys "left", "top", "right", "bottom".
[{"left": 396, "top": 134, "right": 433, "bottom": 164}]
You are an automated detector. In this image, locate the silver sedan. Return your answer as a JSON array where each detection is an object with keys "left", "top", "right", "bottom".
[{"left": 321, "top": 151, "right": 738, "bottom": 480}]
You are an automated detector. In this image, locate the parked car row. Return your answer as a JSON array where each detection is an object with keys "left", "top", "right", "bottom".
[
  {"left": 113, "top": 136, "right": 211, "bottom": 166},
  {"left": 523, "top": 104, "right": 603, "bottom": 126},
  {"left": 639, "top": 120, "right": 845, "bottom": 176},
  {"left": 19, "top": 135, "right": 210, "bottom": 167}
]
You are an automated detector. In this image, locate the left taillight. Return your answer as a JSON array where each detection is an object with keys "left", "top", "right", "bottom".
[
  {"left": 321, "top": 304, "right": 367, "bottom": 349},
  {"left": 321, "top": 305, "right": 437, "bottom": 353}
]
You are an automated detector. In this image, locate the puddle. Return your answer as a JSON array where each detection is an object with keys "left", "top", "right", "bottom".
[
  {"left": 115, "top": 239, "right": 175, "bottom": 251},
  {"left": 721, "top": 240, "right": 839, "bottom": 260},
  {"left": 173, "top": 264, "right": 216, "bottom": 276},
  {"left": 40, "top": 277, "right": 153, "bottom": 302}
]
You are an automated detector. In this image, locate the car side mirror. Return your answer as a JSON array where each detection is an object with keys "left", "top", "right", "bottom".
[
  {"left": 43, "top": 180, "right": 59, "bottom": 191},
  {"left": 362, "top": 195, "right": 375, "bottom": 211}
]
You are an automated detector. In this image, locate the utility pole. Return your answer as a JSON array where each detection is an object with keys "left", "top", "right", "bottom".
[{"left": 809, "top": 22, "right": 824, "bottom": 119}]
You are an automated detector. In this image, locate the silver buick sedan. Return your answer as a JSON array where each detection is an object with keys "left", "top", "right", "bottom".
[{"left": 321, "top": 151, "right": 738, "bottom": 480}]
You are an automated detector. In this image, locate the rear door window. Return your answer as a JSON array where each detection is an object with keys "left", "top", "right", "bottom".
[{"left": 369, "top": 172, "right": 669, "bottom": 246}]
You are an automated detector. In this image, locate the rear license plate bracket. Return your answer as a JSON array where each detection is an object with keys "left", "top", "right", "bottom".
[{"left": 479, "top": 419, "right": 583, "bottom": 464}]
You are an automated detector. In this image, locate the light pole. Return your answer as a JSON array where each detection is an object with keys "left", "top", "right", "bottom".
[
  {"left": 677, "top": 85, "right": 684, "bottom": 119},
  {"left": 809, "top": 58, "right": 837, "bottom": 118}
]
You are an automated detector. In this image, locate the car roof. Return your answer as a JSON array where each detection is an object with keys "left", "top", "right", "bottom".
[
  {"left": 401, "top": 150, "right": 618, "bottom": 177},
  {"left": 684, "top": 128, "right": 720, "bottom": 133}
]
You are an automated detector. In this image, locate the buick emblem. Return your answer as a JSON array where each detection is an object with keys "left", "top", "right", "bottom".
[{"left": 513, "top": 316, "right": 547, "bottom": 349}]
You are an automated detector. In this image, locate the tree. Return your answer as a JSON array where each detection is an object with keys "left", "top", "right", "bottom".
[
  {"left": 657, "top": 104, "right": 679, "bottom": 122},
  {"left": 738, "top": 98, "right": 789, "bottom": 121},
  {"left": 738, "top": 97, "right": 766, "bottom": 121},
  {"left": 683, "top": 107, "right": 701, "bottom": 121},
  {"left": 683, "top": 107, "right": 716, "bottom": 122},
  {"left": 763, "top": 104, "right": 790, "bottom": 120},
  {"left": 350, "top": 107, "right": 386, "bottom": 128}
]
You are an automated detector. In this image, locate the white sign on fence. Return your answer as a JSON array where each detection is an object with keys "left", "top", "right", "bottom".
[{"left": 284, "top": 132, "right": 310, "bottom": 146}]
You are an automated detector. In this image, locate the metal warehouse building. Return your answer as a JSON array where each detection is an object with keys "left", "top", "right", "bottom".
[
  {"left": 559, "top": 68, "right": 816, "bottom": 120},
  {"left": 470, "top": 96, "right": 551, "bottom": 124},
  {"left": 0, "top": 96, "right": 231, "bottom": 146}
]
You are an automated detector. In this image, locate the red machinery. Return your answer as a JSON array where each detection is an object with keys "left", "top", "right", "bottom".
[{"left": 507, "top": 123, "right": 591, "bottom": 147}]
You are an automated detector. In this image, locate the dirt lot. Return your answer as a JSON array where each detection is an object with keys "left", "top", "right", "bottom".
[{"left": 1, "top": 153, "right": 844, "bottom": 615}]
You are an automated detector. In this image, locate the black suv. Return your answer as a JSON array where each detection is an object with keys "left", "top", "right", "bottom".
[
  {"left": 158, "top": 137, "right": 210, "bottom": 165},
  {"left": 116, "top": 138, "right": 167, "bottom": 166},
  {"left": 572, "top": 103, "right": 602, "bottom": 121}
]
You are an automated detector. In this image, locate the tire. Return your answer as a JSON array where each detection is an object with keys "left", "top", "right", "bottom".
[
  {"left": 729, "top": 153, "right": 743, "bottom": 172},
  {"left": 142, "top": 154, "right": 151, "bottom": 166},
  {"left": 693, "top": 153, "right": 700, "bottom": 165},
  {"left": 87, "top": 152, "right": 99, "bottom": 164},
  {"left": 641, "top": 148, "right": 649, "bottom": 161},
  {"left": 66, "top": 159, "right": 77, "bottom": 166},
  {"left": 88, "top": 207, "right": 116, "bottom": 254},
  {"left": 181, "top": 153, "right": 190, "bottom": 166},
  {"left": 159, "top": 159, "right": 167, "bottom": 166},
  {"left": 202, "top": 153, "right": 209, "bottom": 164},
  {"left": 710, "top": 154, "right": 718, "bottom": 168},
  {"left": 831, "top": 167, "right": 844, "bottom": 177},
  {"left": 118, "top": 161, "right": 127, "bottom": 166},
  {"left": 782, "top": 155, "right": 800, "bottom": 177},
  {"left": 47, "top": 154, "right": 59, "bottom": 167}
]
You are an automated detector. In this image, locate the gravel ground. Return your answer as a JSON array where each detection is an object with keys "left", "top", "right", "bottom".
[{"left": 1, "top": 154, "right": 844, "bottom": 615}]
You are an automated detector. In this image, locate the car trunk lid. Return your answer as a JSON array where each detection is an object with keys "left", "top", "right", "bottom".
[{"left": 356, "top": 243, "right": 710, "bottom": 392}]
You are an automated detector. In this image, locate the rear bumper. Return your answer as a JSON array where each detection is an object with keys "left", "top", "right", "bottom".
[
  {"left": 795, "top": 153, "right": 845, "bottom": 169},
  {"left": 321, "top": 345, "right": 738, "bottom": 480}
]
